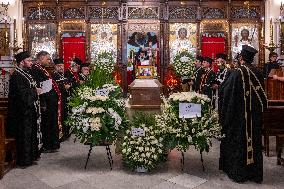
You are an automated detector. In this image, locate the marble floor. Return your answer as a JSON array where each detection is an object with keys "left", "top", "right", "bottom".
[{"left": 1, "top": 136, "right": 283, "bottom": 189}]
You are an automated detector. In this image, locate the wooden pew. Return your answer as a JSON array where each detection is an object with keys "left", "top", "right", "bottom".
[
  {"left": 263, "top": 69, "right": 284, "bottom": 157},
  {"left": 0, "top": 99, "right": 16, "bottom": 179},
  {"left": 0, "top": 115, "right": 5, "bottom": 178}
]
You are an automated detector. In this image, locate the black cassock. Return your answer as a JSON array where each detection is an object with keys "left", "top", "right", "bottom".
[
  {"left": 79, "top": 73, "right": 87, "bottom": 82},
  {"left": 7, "top": 68, "right": 42, "bottom": 166},
  {"left": 219, "top": 64, "right": 267, "bottom": 183},
  {"left": 52, "top": 71, "right": 70, "bottom": 140},
  {"left": 199, "top": 68, "right": 216, "bottom": 100},
  {"left": 65, "top": 68, "right": 80, "bottom": 94},
  {"left": 193, "top": 66, "right": 204, "bottom": 92},
  {"left": 31, "top": 64, "right": 60, "bottom": 151}
]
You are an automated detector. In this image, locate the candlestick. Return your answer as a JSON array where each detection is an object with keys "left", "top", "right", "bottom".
[{"left": 264, "top": 17, "right": 280, "bottom": 53}]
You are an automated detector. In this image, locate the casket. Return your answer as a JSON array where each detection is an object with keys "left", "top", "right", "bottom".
[{"left": 129, "top": 79, "right": 163, "bottom": 108}]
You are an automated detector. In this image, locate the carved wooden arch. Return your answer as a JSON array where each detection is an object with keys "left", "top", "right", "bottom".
[
  {"left": 27, "top": 7, "right": 57, "bottom": 20},
  {"left": 127, "top": 7, "right": 159, "bottom": 19},
  {"left": 88, "top": 7, "right": 119, "bottom": 20},
  {"left": 62, "top": 7, "right": 85, "bottom": 19},
  {"left": 231, "top": 6, "right": 261, "bottom": 20},
  {"left": 202, "top": 7, "right": 226, "bottom": 19},
  {"left": 168, "top": 7, "right": 197, "bottom": 20}
]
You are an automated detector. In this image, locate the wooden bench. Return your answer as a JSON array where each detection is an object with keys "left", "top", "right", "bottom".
[
  {"left": 263, "top": 101, "right": 284, "bottom": 157},
  {"left": 0, "top": 99, "right": 16, "bottom": 179}
]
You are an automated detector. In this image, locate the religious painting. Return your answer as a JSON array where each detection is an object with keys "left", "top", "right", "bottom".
[
  {"left": 169, "top": 23, "right": 197, "bottom": 64},
  {"left": 127, "top": 28, "right": 159, "bottom": 82},
  {"left": 28, "top": 23, "right": 56, "bottom": 59},
  {"left": 90, "top": 24, "right": 117, "bottom": 62},
  {"left": 231, "top": 23, "right": 259, "bottom": 62},
  {"left": 138, "top": 66, "right": 154, "bottom": 79}
]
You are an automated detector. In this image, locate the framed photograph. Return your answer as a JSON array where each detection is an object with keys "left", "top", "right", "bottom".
[{"left": 138, "top": 66, "right": 154, "bottom": 79}]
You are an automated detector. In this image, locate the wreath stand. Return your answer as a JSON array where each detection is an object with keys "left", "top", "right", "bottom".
[
  {"left": 84, "top": 142, "right": 113, "bottom": 170},
  {"left": 180, "top": 150, "right": 205, "bottom": 172}
]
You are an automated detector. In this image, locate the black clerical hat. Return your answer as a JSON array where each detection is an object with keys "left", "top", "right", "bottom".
[
  {"left": 241, "top": 45, "right": 258, "bottom": 64},
  {"left": 14, "top": 51, "right": 30, "bottom": 64},
  {"left": 53, "top": 58, "right": 64, "bottom": 65},
  {"left": 72, "top": 57, "right": 83, "bottom": 66},
  {"left": 216, "top": 53, "right": 227, "bottom": 61},
  {"left": 204, "top": 57, "right": 213, "bottom": 65},
  {"left": 81, "top": 63, "right": 90, "bottom": 68},
  {"left": 196, "top": 55, "right": 204, "bottom": 62}
]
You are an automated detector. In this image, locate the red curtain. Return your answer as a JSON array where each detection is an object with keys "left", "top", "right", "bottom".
[
  {"left": 61, "top": 36, "right": 86, "bottom": 70},
  {"left": 201, "top": 37, "right": 225, "bottom": 59}
]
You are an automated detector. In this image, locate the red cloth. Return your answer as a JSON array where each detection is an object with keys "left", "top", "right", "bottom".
[
  {"left": 61, "top": 36, "right": 86, "bottom": 70},
  {"left": 201, "top": 37, "right": 225, "bottom": 59}
]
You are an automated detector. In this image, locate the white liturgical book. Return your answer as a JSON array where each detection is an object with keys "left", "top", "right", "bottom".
[
  {"left": 40, "top": 79, "right": 52, "bottom": 94},
  {"left": 179, "top": 103, "right": 201, "bottom": 118}
]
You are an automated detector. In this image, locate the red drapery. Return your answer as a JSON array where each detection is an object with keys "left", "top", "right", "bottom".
[
  {"left": 201, "top": 37, "right": 225, "bottom": 59},
  {"left": 61, "top": 36, "right": 86, "bottom": 70}
]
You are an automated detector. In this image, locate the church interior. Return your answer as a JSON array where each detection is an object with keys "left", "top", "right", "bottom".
[{"left": 1, "top": 0, "right": 284, "bottom": 189}]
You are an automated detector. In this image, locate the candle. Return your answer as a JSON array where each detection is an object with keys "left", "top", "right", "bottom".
[
  {"left": 4, "top": 17, "right": 8, "bottom": 55},
  {"left": 22, "top": 17, "right": 25, "bottom": 49},
  {"left": 270, "top": 18, "right": 274, "bottom": 44},
  {"left": 13, "top": 17, "right": 17, "bottom": 46}
]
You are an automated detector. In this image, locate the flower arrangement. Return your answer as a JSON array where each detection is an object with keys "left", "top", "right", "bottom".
[
  {"left": 173, "top": 50, "right": 195, "bottom": 78},
  {"left": 122, "top": 113, "right": 164, "bottom": 172},
  {"left": 92, "top": 52, "right": 115, "bottom": 75},
  {"left": 66, "top": 69, "right": 127, "bottom": 146},
  {"left": 155, "top": 92, "right": 222, "bottom": 153}
]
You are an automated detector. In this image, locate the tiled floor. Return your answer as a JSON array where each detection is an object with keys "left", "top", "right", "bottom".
[{"left": 1, "top": 136, "right": 283, "bottom": 189}]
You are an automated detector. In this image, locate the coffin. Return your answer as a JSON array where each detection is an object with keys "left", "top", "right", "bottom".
[{"left": 129, "top": 79, "right": 163, "bottom": 108}]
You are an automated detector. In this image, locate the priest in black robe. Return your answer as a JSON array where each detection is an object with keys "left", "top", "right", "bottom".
[
  {"left": 7, "top": 51, "right": 42, "bottom": 166},
  {"left": 79, "top": 63, "right": 90, "bottom": 84},
  {"left": 192, "top": 55, "right": 204, "bottom": 92},
  {"left": 219, "top": 45, "right": 268, "bottom": 183},
  {"left": 52, "top": 59, "right": 71, "bottom": 141},
  {"left": 263, "top": 52, "right": 280, "bottom": 78},
  {"left": 199, "top": 57, "right": 216, "bottom": 101},
  {"left": 31, "top": 51, "right": 60, "bottom": 152},
  {"left": 65, "top": 57, "right": 82, "bottom": 94}
]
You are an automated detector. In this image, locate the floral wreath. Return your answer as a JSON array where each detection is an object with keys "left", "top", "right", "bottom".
[
  {"left": 122, "top": 113, "right": 164, "bottom": 171},
  {"left": 92, "top": 52, "right": 115, "bottom": 74},
  {"left": 66, "top": 68, "right": 127, "bottom": 146},
  {"left": 173, "top": 50, "right": 195, "bottom": 78},
  {"left": 155, "top": 92, "right": 222, "bottom": 153}
]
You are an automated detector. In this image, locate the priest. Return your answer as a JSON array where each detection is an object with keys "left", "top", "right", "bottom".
[
  {"left": 79, "top": 63, "right": 90, "bottom": 84},
  {"left": 199, "top": 57, "right": 216, "bottom": 101},
  {"left": 52, "top": 58, "right": 71, "bottom": 141},
  {"left": 219, "top": 45, "right": 267, "bottom": 183},
  {"left": 7, "top": 51, "right": 42, "bottom": 166},
  {"left": 31, "top": 51, "right": 61, "bottom": 153},
  {"left": 65, "top": 57, "right": 82, "bottom": 93}
]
